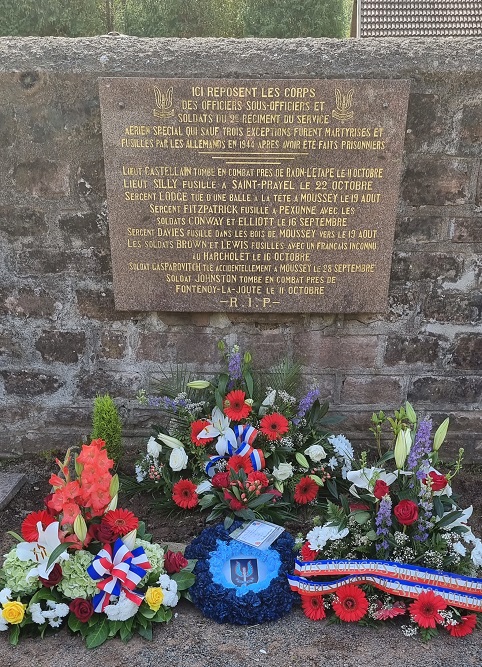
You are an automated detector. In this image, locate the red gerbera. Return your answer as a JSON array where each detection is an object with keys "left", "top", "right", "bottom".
[
  {"left": 332, "top": 585, "right": 369, "bottom": 622},
  {"left": 300, "top": 541, "right": 318, "bottom": 561},
  {"left": 260, "top": 413, "right": 289, "bottom": 441},
  {"left": 227, "top": 455, "right": 253, "bottom": 474},
  {"left": 446, "top": 614, "right": 477, "bottom": 637},
  {"left": 191, "top": 419, "right": 214, "bottom": 446},
  {"left": 223, "top": 390, "right": 252, "bottom": 421},
  {"left": 301, "top": 594, "right": 326, "bottom": 621},
  {"left": 172, "top": 479, "right": 199, "bottom": 509},
  {"left": 409, "top": 590, "right": 447, "bottom": 629},
  {"left": 294, "top": 476, "right": 319, "bottom": 505},
  {"left": 21, "top": 510, "right": 57, "bottom": 542},
  {"left": 103, "top": 508, "right": 139, "bottom": 537}
]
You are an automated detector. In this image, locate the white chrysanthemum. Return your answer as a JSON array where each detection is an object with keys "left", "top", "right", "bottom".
[
  {"left": 327, "top": 456, "right": 338, "bottom": 470},
  {"left": 0, "top": 617, "right": 7, "bottom": 632},
  {"left": 135, "top": 464, "right": 146, "bottom": 482},
  {"left": 147, "top": 436, "right": 161, "bottom": 458},
  {"left": 104, "top": 591, "right": 139, "bottom": 621},
  {"left": 453, "top": 541, "right": 467, "bottom": 557},
  {"left": 471, "top": 538, "right": 482, "bottom": 567},
  {"left": 29, "top": 602, "right": 47, "bottom": 625},
  {"left": 306, "top": 524, "right": 349, "bottom": 551},
  {"left": 158, "top": 574, "right": 179, "bottom": 607},
  {"left": 328, "top": 434, "right": 354, "bottom": 463},
  {"left": 29, "top": 600, "right": 70, "bottom": 627}
]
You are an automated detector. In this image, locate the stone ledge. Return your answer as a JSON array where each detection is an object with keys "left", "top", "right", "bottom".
[{"left": 0, "top": 472, "right": 26, "bottom": 510}]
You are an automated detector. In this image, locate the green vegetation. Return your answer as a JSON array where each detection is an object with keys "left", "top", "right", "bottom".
[
  {"left": 0, "top": 0, "right": 352, "bottom": 38},
  {"left": 91, "top": 394, "right": 123, "bottom": 466}
]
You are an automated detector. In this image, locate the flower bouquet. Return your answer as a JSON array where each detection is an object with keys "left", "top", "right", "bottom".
[
  {"left": 0, "top": 440, "right": 195, "bottom": 647},
  {"left": 133, "top": 343, "right": 353, "bottom": 524},
  {"left": 289, "top": 404, "right": 482, "bottom": 640}
]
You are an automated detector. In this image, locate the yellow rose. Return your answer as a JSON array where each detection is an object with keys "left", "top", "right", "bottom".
[
  {"left": 145, "top": 587, "right": 164, "bottom": 612},
  {"left": 2, "top": 601, "right": 27, "bottom": 625}
]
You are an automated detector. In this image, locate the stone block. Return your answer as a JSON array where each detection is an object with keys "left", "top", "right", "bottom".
[
  {"left": 424, "top": 289, "right": 482, "bottom": 324},
  {"left": 384, "top": 334, "right": 442, "bottom": 366},
  {"left": 395, "top": 216, "right": 446, "bottom": 244},
  {"left": 0, "top": 331, "right": 21, "bottom": 358},
  {"left": 238, "top": 331, "right": 294, "bottom": 369},
  {"left": 340, "top": 376, "right": 403, "bottom": 406},
  {"left": 76, "top": 289, "right": 133, "bottom": 321},
  {"left": 0, "top": 287, "right": 56, "bottom": 318},
  {"left": 136, "top": 332, "right": 171, "bottom": 362},
  {"left": 0, "top": 107, "right": 18, "bottom": 148},
  {"left": 405, "top": 93, "right": 444, "bottom": 152},
  {"left": 402, "top": 157, "right": 473, "bottom": 206},
  {"left": 76, "top": 160, "right": 106, "bottom": 198},
  {"left": 76, "top": 371, "right": 142, "bottom": 399},
  {"left": 0, "top": 206, "right": 47, "bottom": 239},
  {"left": 459, "top": 104, "right": 482, "bottom": 155},
  {"left": 58, "top": 212, "right": 109, "bottom": 249},
  {"left": 1, "top": 370, "right": 63, "bottom": 396},
  {"left": 35, "top": 330, "right": 86, "bottom": 363},
  {"left": 99, "top": 331, "right": 127, "bottom": 359},
  {"left": 12, "top": 159, "right": 70, "bottom": 199},
  {"left": 451, "top": 334, "right": 482, "bottom": 370},
  {"left": 409, "top": 376, "right": 482, "bottom": 405},
  {"left": 0, "top": 473, "right": 26, "bottom": 510},
  {"left": 175, "top": 332, "right": 223, "bottom": 365},
  {"left": 451, "top": 217, "right": 482, "bottom": 244},
  {"left": 293, "top": 333, "right": 379, "bottom": 369},
  {"left": 390, "top": 252, "right": 463, "bottom": 283},
  {"left": 15, "top": 248, "right": 111, "bottom": 277}
]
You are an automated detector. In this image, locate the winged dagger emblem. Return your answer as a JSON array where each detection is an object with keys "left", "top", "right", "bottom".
[
  {"left": 153, "top": 86, "right": 174, "bottom": 118},
  {"left": 332, "top": 88, "right": 354, "bottom": 122},
  {"left": 231, "top": 559, "right": 258, "bottom": 586}
]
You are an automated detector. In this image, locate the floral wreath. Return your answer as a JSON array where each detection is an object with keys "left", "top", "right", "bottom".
[{"left": 184, "top": 522, "right": 296, "bottom": 625}]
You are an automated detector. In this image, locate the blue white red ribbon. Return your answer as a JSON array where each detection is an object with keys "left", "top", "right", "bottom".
[
  {"left": 87, "top": 538, "right": 151, "bottom": 612},
  {"left": 288, "top": 558, "right": 482, "bottom": 612},
  {"left": 205, "top": 424, "right": 265, "bottom": 476}
]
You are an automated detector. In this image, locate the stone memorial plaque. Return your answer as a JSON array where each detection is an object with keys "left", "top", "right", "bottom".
[{"left": 99, "top": 78, "right": 409, "bottom": 313}]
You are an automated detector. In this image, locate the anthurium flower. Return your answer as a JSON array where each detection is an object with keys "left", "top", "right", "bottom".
[
  {"left": 197, "top": 406, "right": 237, "bottom": 456},
  {"left": 16, "top": 521, "right": 69, "bottom": 580}
]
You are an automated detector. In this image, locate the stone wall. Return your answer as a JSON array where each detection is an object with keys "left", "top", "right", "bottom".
[{"left": 0, "top": 37, "right": 480, "bottom": 459}]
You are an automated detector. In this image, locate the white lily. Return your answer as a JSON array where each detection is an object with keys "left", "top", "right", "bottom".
[
  {"left": 16, "top": 521, "right": 69, "bottom": 580},
  {"left": 259, "top": 389, "right": 276, "bottom": 416},
  {"left": 196, "top": 480, "right": 213, "bottom": 494},
  {"left": 346, "top": 467, "right": 398, "bottom": 497},
  {"left": 437, "top": 505, "right": 473, "bottom": 531},
  {"left": 197, "top": 406, "right": 237, "bottom": 456}
]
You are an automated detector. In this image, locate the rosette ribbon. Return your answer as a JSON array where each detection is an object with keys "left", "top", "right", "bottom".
[
  {"left": 205, "top": 424, "right": 265, "bottom": 476},
  {"left": 288, "top": 559, "right": 482, "bottom": 612},
  {"left": 87, "top": 538, "right": 151, "bottom": 612}
]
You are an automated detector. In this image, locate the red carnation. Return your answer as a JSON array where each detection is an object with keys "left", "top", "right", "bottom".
[
  {"left": 300, "top": 541, "right": 318, "bottom": 561},
  {"left": 394, "top": 499, "right": 419, "bottom": 526},
  {"left": 294, "top": 477, "right": 319, "bottom": 505},
  {"left": 260, "top": 413, "right": 289, "bottom": 441},
  {"left": 423, "top": 471, "right": 448, "bottom": 492},
  {"left": 39, "top": 563, "right": 63, "bottom": 588},
  {"left": 223, "top": 489, "right": 245, "bottom": 511},
  {"left": 21, "top": 510, "right": 57, "bottom": 542},
  {"left": 69, "top": 598, "right": 94, "bottom": 623},
  {"left": 164, "top": 549, "right": 188, "bottom": 574},
  {"left": 247, "top": 471, "right": 269, "bottom": 488},
  {"left": 332, "top": 585, "right": 369, "bottom": 622},
  {"left": 172, "top": 479, "right": 199, "bottom": 509},
  {"left": 409, "top": 590, "right": 447, "bottom": 629},
  {"left": 446, "top": 614, "right": 477, "bottom": 637},
  {"left": 211, "top": 471, "right": 230, "bottom": 489},
  {"left": 191, "top": 420, "right": 213, "bottom": 446},
  {"left": 373, "top": 479, "right": 390, "bottom": 500},
  {"left": 227, "top": 455, "right": 253, "bottom": 474},
  {"left": 223, "top": 390, "right": 251, "bottom": 421},
  {"left": 301, "top": 594, "right": 326, "bottom": 621},
  {"left": 103, "top": 509, "right": 139, "bottom": 537}
]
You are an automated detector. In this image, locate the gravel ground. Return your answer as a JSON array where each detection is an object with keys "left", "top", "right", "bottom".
[{"left": 0, "top": 600, "right": 480, "bottom": 667}]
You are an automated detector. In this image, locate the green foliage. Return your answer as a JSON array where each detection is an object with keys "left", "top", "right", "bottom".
[
  {"left": 91, "top": 394, "right": 123, "bottom": 465},
  {"left": 0, "top": 0, "right": 104, "bottom": 36}
]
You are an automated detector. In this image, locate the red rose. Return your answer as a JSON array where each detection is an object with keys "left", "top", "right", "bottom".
[
  {"left": 39, "top": 563, "right": 63, "bottom": 588},
  {"left": 373, "top": 480, "right": 390, "bottom": 500},
  {"left": 69, "top": 598, "right": 94, "bottom": 623},
  {"left": 423, "top": 471, "right": 448, "bottom": 492},
  {"left": 87, "top": 522, "right": 116, "bottom": 545},
  {"left": 394, "top": 499, "right": 419, "bottom": 526},
  {"left": 212, "top": 472, "right": 230, "bottom": 489},
  {"left": 223, "top": 489, "right": 245, "bottom": 511},
  {"left": 164, "top": 549, "right": 188, "bottom": 574}
]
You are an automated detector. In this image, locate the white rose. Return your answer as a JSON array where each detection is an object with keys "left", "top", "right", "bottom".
[
  {"left": 272, "top": 462, "right": 294, "bottom": 481},
  {"left": 304, "top": 445, "right": 327, "bottom": 462},
  {"left": 147, "top": 436, "right": 161, "bottom": 458},
  {"left": 169, "top": 448, "right": 188, "bottom": 471}
]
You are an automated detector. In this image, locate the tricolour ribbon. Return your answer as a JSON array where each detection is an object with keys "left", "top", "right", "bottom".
[
  {"left": 205, "top": 424, "right": 265, "bottom": 477},
  {"left": 288, "top": 558, "right": 482, "bottom": 612},
  {"left": 87, "top": 538, "right": 151, "bottom": 612}
]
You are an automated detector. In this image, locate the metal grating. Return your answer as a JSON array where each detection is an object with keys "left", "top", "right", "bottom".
[{"left": 359, "top": 0, "right": 482, "bottom": 37}]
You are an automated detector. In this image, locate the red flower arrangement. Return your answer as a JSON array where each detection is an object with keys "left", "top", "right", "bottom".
[
  {"left": 172, "top": 479, "right": 199, "bottom": 509},
  {"left": 21, "top": 510, "right": 56, "bottom": 542},
  {"left": 191, "top": 420, "right": 213, "bottom": 446},
  {"left": 446, "top": 614, "right": 478, "bottom": 637},
  {"left": 373, "top": 479, "right": 390, "bottom": 500},
  {"left": 332, "top": 585, "right": 369, "bottom": 623},
  {"left": 227, "top": 454, "right": 253, "bottom": 474},
  {"left": 393, "top": 499, "right": 419, "bottom": 526},
  {"left": 260, "top": 412, "right": 289, "bottom": 441},
  {"left": 423, "top": 471, "right": 449, "bottom": 492},
  {"left": 409, "top": 590, "right": 447, "bottom": 629},
  {"left": 103, "top": 508, "right": 139, "bottom": 537},
  {"left": 294, "top": 477, "right": 319, "bottom": 505}
]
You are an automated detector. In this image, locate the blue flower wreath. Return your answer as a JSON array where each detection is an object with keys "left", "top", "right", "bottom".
[{"left": 185, "top": 522, "right": 296, "bottom": 625}]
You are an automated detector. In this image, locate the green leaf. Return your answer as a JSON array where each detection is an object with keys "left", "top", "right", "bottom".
[
  {"left": 153, "top": 606, "right": 172, "bottom": 623},
  {"left": 137, "top": 611, "right": 148, "bottom": 627},
  {"left": 46, "top": 542, "right": 70, "bottom": 572},
  {"left": 108, "top": 620, "right": 123, "bottom": 637},
  {"left": 224, "top": 516, "right": 234, "bottom": 531},
  {"left": 244, "top": 371, "right": 254, "bottom": 398},
  {"left": 199, "top": 494, "right": 217, "bottom": 509},
  {"left": 85, "top": 617, "right": 110, "bottom": 649},
  {"left": 352, "top": 511, "right": 371, "bottom": 525},
  {"left": 327, "top": 478, "right": 339, "bottom": 499},
  {"left": 433, "top": 497, "right": 445, "bottom": 518},
  {"left": 68, "top": 613, "right": 84, "bottom": 633},
  {"left": 120, "top": 624, "right": 134, "bottom": 642},
  {"left": 295, "top": 452, "right": 309, "bottom": 469},
  {"left": 235, "top": 508, "right": 255, "bottom": 521},
  {"left": 139, "top": 604, "right": 157, "bottom": 619},
  {"left": 171, "top": 570, "right": 196, "bottom": 591},
  {"left": 6, "top": 531, "right": 24, "bottom": 542},
  {"left": 309, "top": 474, "right": 324, "bottom": 486},
  {"left": 436, "top": 510, "right": 464, "bottom": 529},
  {"left": 137, "top": 622, "right": 153, "bottom": 641},
  {"left": 9, "top": 625, "right": 20, "bottom": 646},
  {"left": 365, "top": 530, "right": 378, "bottom": 541}
]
